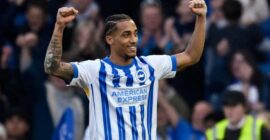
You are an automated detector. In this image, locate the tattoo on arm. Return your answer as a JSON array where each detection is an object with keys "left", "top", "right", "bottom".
[{"left": 44, "top": 28, "right": 73, "bottom": 81}]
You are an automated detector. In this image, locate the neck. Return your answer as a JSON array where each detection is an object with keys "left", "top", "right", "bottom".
[
  {"left": 228, "top": 116, "right": 246, "bottom": 130},
  {"left": 143, "top": 27, "right": 160, "bottom": 35},
  {"left": 192, "top": 122, "right": 204, "bottom": 131},
  {"left": 109, "top": 54, "right": 133, "bottom": 66},
  {"left": 180, "top": 14, "right": 193, "bottom": 24}
]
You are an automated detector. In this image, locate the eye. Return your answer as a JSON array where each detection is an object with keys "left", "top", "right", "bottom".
[
  {"left": 122, "top": 33, "right": 130, "bottom": 38},
  {"left": 134, "top": 32, "right": 138, "bottom": 37}
]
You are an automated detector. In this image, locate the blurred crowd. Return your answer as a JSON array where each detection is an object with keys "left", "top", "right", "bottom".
[{"left": 1, "top": 0, "right": 270, "bottom": 139}]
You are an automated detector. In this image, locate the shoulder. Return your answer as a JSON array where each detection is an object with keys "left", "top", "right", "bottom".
[
  {"left": 71, "top": 59, "right": 102, "bottom": 74},
  {"left": 137, "top": 55, "right": 171, "bottom": 63},
  {"left": 75, "top": 59, "right": 101, "bottom": 66}
]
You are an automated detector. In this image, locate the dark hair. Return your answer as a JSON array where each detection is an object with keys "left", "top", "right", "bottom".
[
  {"left": 222, "top": 0, "right": 242, "bottom": 23},
  {"left": 140, "top": 1, "right": 163, "bottom": 13},
  {"left": 204, "top": 111, "right": 224, "bottom": 126},
  {"left": 104, "top": 14, "right": 132, "bottom": 37},
  {"left": 222, "top": 90, "right": 246, "bottom": 107},
  {"left": 139, "top": 1, "right": 163, "bottom": 19},
  {"left": 5, "top": 108, "right": 30, "bottom": 124},
  {"left": 104, "top": 14, "right": 132, "bottom": 52}
]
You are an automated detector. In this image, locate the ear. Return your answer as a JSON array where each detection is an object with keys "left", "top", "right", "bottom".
[{"left": 105, "top": 35, "right": 113, "bottom": 46}]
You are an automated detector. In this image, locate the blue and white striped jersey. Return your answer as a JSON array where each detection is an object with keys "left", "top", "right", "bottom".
[{"left": 69, "top": 55, "right": 177, "bottom": 140}]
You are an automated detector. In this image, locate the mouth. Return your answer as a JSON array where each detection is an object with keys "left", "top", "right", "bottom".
[{"left": 128, "top": 46, "right": 137, "bottom": 51}]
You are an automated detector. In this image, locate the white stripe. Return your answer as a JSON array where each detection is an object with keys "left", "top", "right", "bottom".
[
  {"left": 136, "top": 106, "right": 143, "bottom": 140},
  {"left": 104, "top": 63, "right": 120, "bottom": 140},
  {"left": 122, "top": 106, "right": 132, "bottom": 140},
  {"left": 151, "top": 81, "right": 158, "bottom": 140},
  {"left": 91, "top": 67, "right": 105, "bottom": 139},
  {"left": 116, "top": 68, "right": 127, "bottom": 88},
  {"left": 130, "top": 65, "right": 140, "bottom": 87}
]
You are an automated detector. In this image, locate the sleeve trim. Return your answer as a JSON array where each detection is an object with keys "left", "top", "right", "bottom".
[
  {"left": 71, "top": 63, "right": 79, "bottom": 78},
  {"left": 171, "top": 55, "right": 177, "bottom": 71}
]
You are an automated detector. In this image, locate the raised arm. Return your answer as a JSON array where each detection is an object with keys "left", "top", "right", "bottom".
[
  {"left": 44, "top": 7, "right": 78, "bottom": 81},
  {"left": 175, "top": 0, "right": 207, "bottom": 70},
  {"left": 158, "top": 91, "right": 180, "bottom": 127}
]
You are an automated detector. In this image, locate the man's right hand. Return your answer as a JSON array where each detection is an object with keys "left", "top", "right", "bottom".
[{"left": 56, "top": 7, "right": 78, "bottom": 28}]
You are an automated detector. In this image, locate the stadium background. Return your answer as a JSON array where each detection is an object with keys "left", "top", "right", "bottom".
[{"left": 0, "top": 0, "right": 270, "bottom": 139}]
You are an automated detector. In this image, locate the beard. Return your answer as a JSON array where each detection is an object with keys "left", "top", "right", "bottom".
[{"left": 124, "top": 52, "right": 136, "bottom": 60}]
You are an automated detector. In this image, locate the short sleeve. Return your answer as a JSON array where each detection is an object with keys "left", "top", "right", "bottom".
[
  {"left": 68, "top": 60, "right": 98, "bottom": 88},
  {"left": 144, "top": 55, "right": 177, "bottom": 79}
]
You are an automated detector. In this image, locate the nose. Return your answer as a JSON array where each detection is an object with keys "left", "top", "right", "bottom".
[{"left": 130, "top": 35, "right": 137, "bottom": 44}]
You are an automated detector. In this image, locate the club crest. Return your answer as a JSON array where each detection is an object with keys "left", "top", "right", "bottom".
[{"left": 135, "top": 69, "right": 146, "bottom": 82}]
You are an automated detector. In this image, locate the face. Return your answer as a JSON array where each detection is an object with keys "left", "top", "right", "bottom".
[
  {"left": 70, "top": 0, "right": 92, "bottom": 12},
  {"left": 192, "top": 102, "right": 213, "bottom": 123},
  {"left": 223, "top": 104, "right": 246, "bottom": 125},
  {"left": 157, "top": 106, "right": 169, "bottom": 127},
  {"left": 76, "top": 21, "right": 95, "bottom": 49},
  {"left": 176, "top": 0, "right": 192, "bottom": 16},
  {"left": 5, "top": 116, "right": 29, "bottom": 138},
  {"left": 142, "top": 6, "right": 162, "bottom": 32},
  {"left": 50, "top": 76, "right": 67, "bottom": 90},
  {"left": 107, "top": 20, "right": 138, "bottom": 59},
  {"left": 231, "top": 53, "right": 253, "bottom": 81},
  {"left": 211, "top": 0, "right": 224, "bottom": 10},
  {"left": 26, "top": 6, "right": 45, "bottom": 32}
]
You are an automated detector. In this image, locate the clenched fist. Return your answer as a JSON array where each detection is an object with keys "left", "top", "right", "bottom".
[
  {"left": 189, "top": 0, "right": 207, "bottom": 17},
  {"left": 56, "top": 7, "right": 79, "bottom": 28}
]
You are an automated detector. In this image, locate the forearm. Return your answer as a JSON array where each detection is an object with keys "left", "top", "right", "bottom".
[
  {"left": 158, "top": 93, "right": 180, "bottom": 127},
  {"left": 157, "top": 34, "right": 171, "bottom": 49},
  {"left": 185, "top": 16, "right": 206, "bottom": 63},
  {"left": 44, "top": 24, "right": 73, "bottom": 81},
  {"left": 171, "top": 30, "right": 181, "bottom": 45},
  {"left": 44, "top": 24, "right": 64, "bottom": 74}
]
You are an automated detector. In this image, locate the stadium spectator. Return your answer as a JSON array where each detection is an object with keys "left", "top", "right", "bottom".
[
  {"left": 237, "top": 0, "right": 269, "bottom": 25},
  {"left": 0, "top": 123, "right": 6, "bottom": 140},
  {"left": 192, "top": 101, "right": 213, "bottom": 133},
  {"left": 14, "top": 1, "right": 53, "bottom": 82},
  {"left": 46, "top": 76, "right": 85, "bottom": 140},
  {"left": 4, "top": 108, "right": 30, "bottom": 140},
  {"left": 228, "top": 50, "right": 270, "bottom": 110},
  {"left": 63, "top": 17, "right": 106, "bottom": 61},
  {"left": 165, "top": 0, "right": 204, "bottom": 108},
  {"left": 205, "top": 0, "right": 264, "bottom": 104},
  {"left": 206, "top": 90, "right": 270, "bottom": 140},
  {"left": 137, "top": 1, "right": 170, "bottom": 55}
]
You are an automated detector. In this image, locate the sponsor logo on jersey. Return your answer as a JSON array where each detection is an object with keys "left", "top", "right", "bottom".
[{"left": 111, "top": 87, "right": 148, "bottom": 105}]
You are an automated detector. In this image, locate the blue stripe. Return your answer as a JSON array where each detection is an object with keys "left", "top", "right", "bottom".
[
  {"left": 103, "top": 57, "right": 134, "bottom": 70},
  {"left": 147, "top": 67, "right": 154, "bottom": 140},
  {"left": 139, "top": 57, "right": 155, "bottom": 140},
  {"left": 111, "top": 66, "right": 121, "bottom": 87},
  {"left": 138, "top": 57, "right": 147, "bottom": 64},
  {"left": 90, "top": 84, "right": 96, "bottom": 110},
  {"left": 123, "top": 68, "right": 133, "bottom": 87},
  {"left": 134, "top": 59, "right": 140, "bottom": 71},
  {"left": 129, "top": 106, "right": 138, "bottom": 140},
  {"left": 116, "top": 107, "right": 125, "bottom": 140},
  {"left": 90, "top": 84, "right": 96, "bottom": 112},
  {"left": 71, "top": 63, "right": 78, "bottom": 78},
  {"left": 134, "top": 59, "right": 145, "bottom": 86},
  {"left": 99, "top": 62, "right": 112, "bottom": 140},
  {"left": 171, "top": 55, "right": 177, "bottom": 71},
  {"left": 140, "top": 105, "right": 146, "bottom": 140},
  {"left": 90, "top": 83, "right": 98, "bottom": 134}
]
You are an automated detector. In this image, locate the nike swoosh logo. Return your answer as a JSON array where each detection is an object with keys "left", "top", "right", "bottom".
[{"left": 112, "top": 76, "right": 123, "bottom": 80}]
